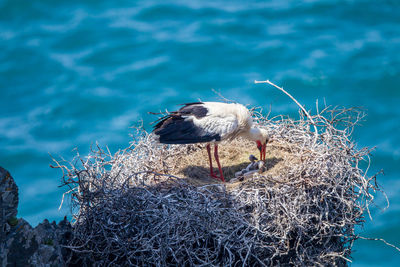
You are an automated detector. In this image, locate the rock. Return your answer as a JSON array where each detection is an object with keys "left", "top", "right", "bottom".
[
  {"left": 0, "top": 166, "right": 18, "bottom": 222},
  {"left": 1, "top": 166, "right": 20, "bottom": 265},
  {"left": 0, "top": 166, "right": 72, "bottom": 266},
  {"left": 30, "top": 217, "right": 72, "bottom": 266},
  {"left": 2, "top": 218, "right": 38, "bottom": 266}
]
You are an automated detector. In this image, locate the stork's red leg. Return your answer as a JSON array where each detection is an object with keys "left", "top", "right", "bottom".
[
  {"left": 260, "top": 144, "right": 264, "bottom": 161},
  {"left": 206, "top": 144, "right": 218, "bottom": 179},
  {"left": 263, "top": 143, "right": 266, "bottom": 161},
  {"left": 214, "top": 144, "right": 225, "bottom": 182},
  {"left": 260, "top": 144, "right": 267, "bottom": 161}
]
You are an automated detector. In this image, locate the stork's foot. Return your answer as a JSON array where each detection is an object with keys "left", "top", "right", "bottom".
[{"left": 210, "top": 173, "right": 225, "bottom": 182}]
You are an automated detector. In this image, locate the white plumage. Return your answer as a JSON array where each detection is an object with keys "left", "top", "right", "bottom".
[{"left": 153, "top": 102, "right": 269, "bottom": 182}]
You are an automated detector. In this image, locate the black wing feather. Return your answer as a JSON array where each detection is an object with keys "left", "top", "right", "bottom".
[{"left": 152, "top": 102, "right": 221, "bottom": 144}]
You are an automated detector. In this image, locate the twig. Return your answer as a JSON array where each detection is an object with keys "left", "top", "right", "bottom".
[
  {"left": 255, "top": 79, "right": 319, "bottom": 145},
  {"left": 211, "top": 88, "right": 236, "bottom": 103},
  {"left": 358, "top": 236, "right": 400, "bottom": 252}
]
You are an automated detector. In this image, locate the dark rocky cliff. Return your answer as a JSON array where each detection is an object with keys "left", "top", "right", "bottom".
[{"left": 1, "top": 166, "right": 71, "bottom": 266}]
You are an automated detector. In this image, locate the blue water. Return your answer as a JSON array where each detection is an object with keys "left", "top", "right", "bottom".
[{"left": 1, "top": 0, "right": 399, "bottom": 265}]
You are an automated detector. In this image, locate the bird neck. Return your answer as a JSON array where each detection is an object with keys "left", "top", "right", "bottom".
[{"left": 242, "top": 127, "right": 263, "bottom": 142}]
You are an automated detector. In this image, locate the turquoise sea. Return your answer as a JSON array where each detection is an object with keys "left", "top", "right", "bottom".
[{"left": 1, "top": 0, "right": 399, "bottom": 265}]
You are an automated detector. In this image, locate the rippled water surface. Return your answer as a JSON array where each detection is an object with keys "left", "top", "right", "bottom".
[{"left": 1, "top": 0, "right": 399, "bottom": 265}]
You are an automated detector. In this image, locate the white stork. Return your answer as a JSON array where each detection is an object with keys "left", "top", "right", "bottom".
[{"left": 152, "top": 102, "right": 269, "bottom": 182}]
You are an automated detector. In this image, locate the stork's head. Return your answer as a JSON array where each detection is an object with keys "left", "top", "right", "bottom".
[{"left": 248, "top": 127, "right": 269, "bottom": 161}]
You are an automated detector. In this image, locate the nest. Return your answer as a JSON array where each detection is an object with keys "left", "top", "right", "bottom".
[{"left": 56, "top": 106, "right": 381, "bottom": 266}]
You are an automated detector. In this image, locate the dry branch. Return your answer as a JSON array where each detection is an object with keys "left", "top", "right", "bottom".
[{"left": 255, "top": 80, "right": 319, "bottom": 145}]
